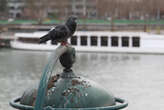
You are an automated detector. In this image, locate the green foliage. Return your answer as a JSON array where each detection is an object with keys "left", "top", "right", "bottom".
[{"left": 1, "top": 19, "right": 164, "bottom": 25}]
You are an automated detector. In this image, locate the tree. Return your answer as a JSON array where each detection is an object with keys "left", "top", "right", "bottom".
[
  {"left": 0, "top": 0, "right": 7, "bottom": 11},
  {"left": 24, "top": 0, "right": 49, "bottom": 23},
  {"left": 0, "top": 0, "right": 7, "bottom": 18},
  {"left": 24, "top": 0, "right": 70, "bottom": 23}
]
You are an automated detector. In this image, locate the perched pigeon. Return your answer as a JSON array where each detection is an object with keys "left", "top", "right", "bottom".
[{"left": 39, "top": 16, "right": 77, "bottom": 45}]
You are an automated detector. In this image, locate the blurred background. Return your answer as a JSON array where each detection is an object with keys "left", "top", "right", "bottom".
[
  {"left": 1, "top": 1, "right": 164, "bottom": 110},
  {"left": 0, "top": 0, "right": 164, "bottom": 31},
  {"left": 2, "top": 0, "right": 164, "bottom": 20}
]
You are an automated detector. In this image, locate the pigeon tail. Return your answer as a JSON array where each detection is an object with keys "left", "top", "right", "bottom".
[{"left": 39, "top": 34, "right": 51, "bottom": 44}]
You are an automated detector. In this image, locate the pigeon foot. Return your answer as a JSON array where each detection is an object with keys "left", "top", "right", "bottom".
[{"left": 61, "top": 42, "right": 69, "bottom": 46}]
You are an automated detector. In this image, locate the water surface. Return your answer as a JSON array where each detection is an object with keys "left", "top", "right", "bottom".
[{"left": 0, "top": 48, "right": 164, "bottom": 110}]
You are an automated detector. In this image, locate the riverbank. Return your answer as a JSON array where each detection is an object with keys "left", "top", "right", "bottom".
[
  {"left": 1, "top": 25, "right": 164, "bottom": 48},
  {"left": 0, "top": 32, "right": 14, "bottom": 48},
  {"left": 1, "top": 23, "right": 164, "bottom": 32}
]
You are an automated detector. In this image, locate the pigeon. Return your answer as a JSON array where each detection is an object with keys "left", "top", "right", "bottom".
[{"left": 39, "top": 16, "right": 77, "bottom": 45}]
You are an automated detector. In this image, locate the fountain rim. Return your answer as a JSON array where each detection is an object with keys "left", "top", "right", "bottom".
[{"left": 10, "top": 97, "right": 128, "bottom": 110}]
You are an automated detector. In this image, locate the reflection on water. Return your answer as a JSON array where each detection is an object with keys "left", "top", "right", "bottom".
[{"left": 0, "top": 49, "right": 164, "bottom": 110}]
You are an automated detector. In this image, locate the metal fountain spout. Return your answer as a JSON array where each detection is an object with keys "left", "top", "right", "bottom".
[
  {"left": 10, "top": 45, "right": 128, "bottom": 110},
  {"left": 59, "top": 46, "right": 76, "bottom": 78}
]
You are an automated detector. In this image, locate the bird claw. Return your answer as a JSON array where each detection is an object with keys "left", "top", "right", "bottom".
[
  {"left": 61, "top": 42, "right": 67, "bottom": 46},
  {"left": 61, "top": 42, "right": 70, "bottom": 47}
]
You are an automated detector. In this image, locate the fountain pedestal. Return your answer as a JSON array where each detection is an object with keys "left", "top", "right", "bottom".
[{"left": 10, "top": 46, "right": 128, "bottom": 110}]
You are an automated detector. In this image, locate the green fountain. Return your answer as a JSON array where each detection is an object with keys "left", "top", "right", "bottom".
[{"left": 10, "top": 45, "right": 128, "bottom": 110}]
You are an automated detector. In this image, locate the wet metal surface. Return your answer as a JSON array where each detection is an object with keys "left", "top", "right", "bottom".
[{"left": 1, "top": 49, "right": 164, "bottom": 110}]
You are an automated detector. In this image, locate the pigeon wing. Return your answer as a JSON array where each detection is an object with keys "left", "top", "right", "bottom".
[
  {"left": 39, "top": 25, "right": 70, "bottom": 43},
  {"left": 39, "top": 33, "right": 51, "bottom": 43},
  {"left": 50, "top": 25, "right": 70, "bottom": 42},
  {"left": 39, "top": 27, "right": 55, "bottom": 43}
]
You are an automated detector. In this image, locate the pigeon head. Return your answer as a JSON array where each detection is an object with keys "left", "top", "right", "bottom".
[
  {"left": 66, "top": 16, "right": 77, "bottom": 34},
  {"left": 66, "top": 16, "right": 77, "bottom": 23}
]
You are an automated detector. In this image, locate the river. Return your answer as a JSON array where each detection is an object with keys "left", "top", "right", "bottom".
[{"left": 0, "top": 48, "right": 164, "bottom": 110}]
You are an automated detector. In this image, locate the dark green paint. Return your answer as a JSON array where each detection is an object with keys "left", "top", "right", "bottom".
[{"left": 9, "top": 45, "right": 128, "bottom": 110}]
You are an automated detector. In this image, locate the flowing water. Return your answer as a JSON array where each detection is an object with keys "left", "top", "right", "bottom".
[{"left": 0, "top": 48, "right": 164, "bottom": 110}]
